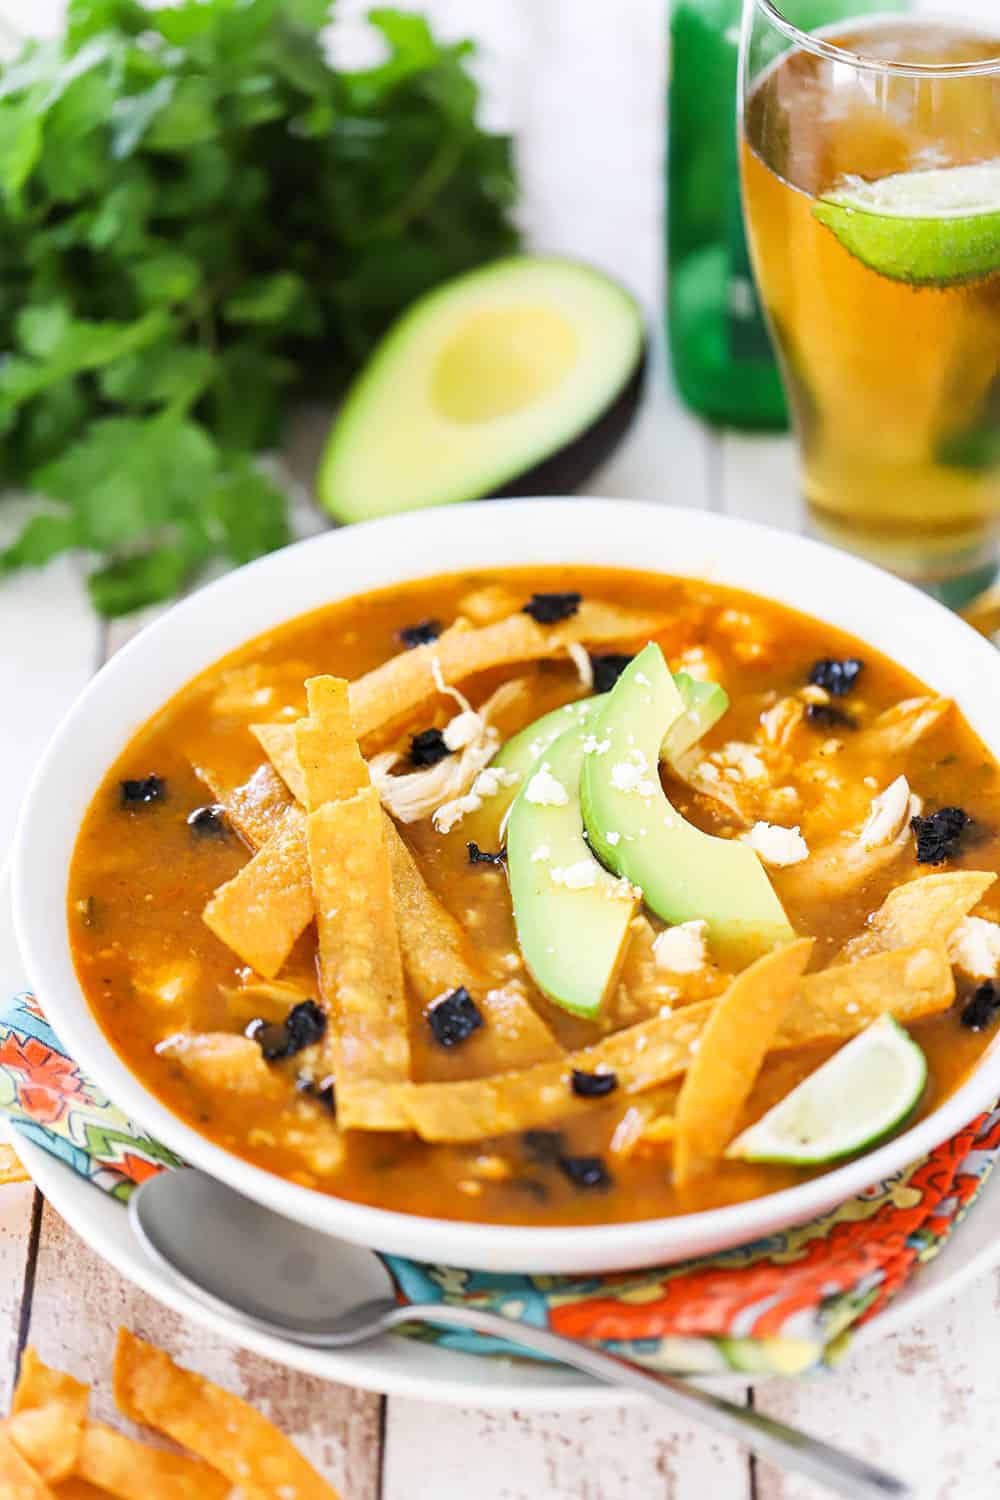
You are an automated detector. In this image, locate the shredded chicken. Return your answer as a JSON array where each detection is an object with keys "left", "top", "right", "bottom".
[
  {"left": 369, "top": 677, "right": 530, "bottom": 828},
  {"left": 566, "top": 640, "right": 594, "bottom": 690},
  {"left": 781, "top": 776, "right": 922, "bottom": 903},
  {"left": 854, "top": 696, "right": 952, "bottom": 759},
  {"left": 759, "top": 696, "right": 804, "bottom": 750},
  {"left": 948, "top": 916, "right": 1000, "bottom": 980}
]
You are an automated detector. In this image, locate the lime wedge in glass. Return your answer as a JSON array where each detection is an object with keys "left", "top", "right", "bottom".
[
  {"left": 726, "top": 1016, "right": 927, "bottom": 1166},
  {"left": 813, "top": 160, "right": 1000, "bottom": 286}
]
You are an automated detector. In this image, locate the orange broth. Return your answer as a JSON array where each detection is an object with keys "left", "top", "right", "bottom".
[{"left": 68, "top": 567, "right": 1000, "bottom": 1225}]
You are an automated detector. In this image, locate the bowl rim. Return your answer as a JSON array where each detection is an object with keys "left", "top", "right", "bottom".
[{"left": 13, "top": 496, "right": 1000, "bottom": 1273}]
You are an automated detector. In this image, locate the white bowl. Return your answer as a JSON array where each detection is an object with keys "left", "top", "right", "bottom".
[{"left": 12, "top": 498, "right": 1000, "bottom": 1274}]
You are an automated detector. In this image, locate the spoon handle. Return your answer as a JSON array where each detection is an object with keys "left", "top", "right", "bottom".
[{"left": 388, "top": 1303, "right": 909, "bottom": 1500}]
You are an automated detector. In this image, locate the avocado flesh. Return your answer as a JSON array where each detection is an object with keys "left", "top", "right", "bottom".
[
  {"left": 581, "top": 644, "right": 794, "bottom": 962},
  {"left": 508, "top": 721, "right": 638, "bottom": 1019},
  {"left": 461, "top": 674, "right": 727, "bottom": 850},
  {"left": 317, "top": 256, "right": 645, "bottom": 524}
]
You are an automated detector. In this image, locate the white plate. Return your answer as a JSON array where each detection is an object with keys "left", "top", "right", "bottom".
[{"left": 4, "top": 881, "right": 1000, "bottom": 1409}]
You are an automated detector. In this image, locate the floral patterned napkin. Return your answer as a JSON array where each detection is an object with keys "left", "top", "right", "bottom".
[{"left": 2, "top": 990, "right": 997, "bottom": 1377}]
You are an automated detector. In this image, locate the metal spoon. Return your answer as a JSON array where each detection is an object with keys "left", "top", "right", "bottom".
[{"left": 130, "top": 1169, "right": 909, "bottom": 1500}]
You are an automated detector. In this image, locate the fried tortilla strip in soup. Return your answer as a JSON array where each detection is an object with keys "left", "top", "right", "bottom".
[
  {"left": 673, "top": 939, "right": 813, "bottom": 1186},
  {"left": 385, "top": 943, "right": 954, "bottom": 1143},
  {"left": 841, "top": 871, "right": 997, "bottom": 960},
  {"left": 348, "top": 601, "right": 663, "bottom": 746},
  {"left": 201, "top": 814, "right": 314, "bottom": 978},
  {"left": 383, "top": 817, "right": 560, "bottom": 1074},
  {"left": 294, "top": 676, "right": 368, "bottom": 810},
  {"left": 307, "top": 787, "right": 410, "bottom": 1128},
  {"left": 190, "top": 758, "right": 293, "bottom": 849}
]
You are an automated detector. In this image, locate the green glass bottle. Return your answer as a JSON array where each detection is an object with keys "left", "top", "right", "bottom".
[{"left": 667, "top": 0, "right": 908, "bottom": 429}]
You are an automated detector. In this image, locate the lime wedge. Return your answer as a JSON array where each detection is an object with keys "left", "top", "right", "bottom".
[
  {"left": 814, "top": 161, "right": 1000, "bottom": 287},
  {"left": 727, "top": 1016, "right": 927, "bottom": 1166}
]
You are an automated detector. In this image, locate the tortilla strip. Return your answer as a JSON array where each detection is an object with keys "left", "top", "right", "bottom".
[
  {"left": 673, "top": 940, "right": 813, "bottom": 1186},
  {"left": 0, "top": 1427, "right": 53, "bottom": 1499},
  {"left": 191, "top": 758, "right": 294, "bottom": 850},
  {"left": 8, "top": 1351, "right": 88, "bottom": 1483},
  {"left": 74, "top": 1424, "right": 235, "bottom": 1500},
  {"left": 779, "top": 944, "right": 954, "bottom": 1046},
  {"left": 203, "top": 815, "right": 314, "bottom": 978},
  {"left": 206, "top": 741, "right": 559, "bottom": 1068},
  {"left": 113, "top": 1331, "right": 340, "bottom": 1500},
  {"left": 383, "top": 818, "right": 559, "bottom": 1071},
  {"left": 349, "top": 602, "right": 663, "bottom": 746},
  {"left": 294, "top": 676, "right": 369, "bottom": 811},
  {"left": 247, "top": 725, "right": 306, "bottom": 805},
  {"left": 385, "top": 943, "right": 954, "bottom": 1142},
  {"left": 307, "top": 786, "right": 410, "bottom": 1127},
  {"left": 841, "top": 871, "right": 996, "bottom": 961}
]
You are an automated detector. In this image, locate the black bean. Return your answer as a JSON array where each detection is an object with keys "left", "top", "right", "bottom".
[
  {"left": 522, "top": 592, "right": 582, "bottom": 624},
  {"left": 570, "top": 1068, "right": 618, "bottom": 1098},
  {"left": 187, "top": 804, "right": 228, "bottom": 837},
  {"left": 409, "top": 728, "right": 451, "bottom": 767},
  {"left": 398, "top": 619, "right": 442, "bottom": 649},
  {"left": 961, "top": 981, "right": 1000, "bottom": 1031},
  {"left": 120, "top": 775, "right": 166, "bottom": 806},
  {"left": 427, "top": 987, "right": 484, "bottom": 1048},
  {"left": 912, "top": 807, "right": 971, "bottom": 865},
  {"left": 805, "top": 702, "right": 856, "bottom": 731},
  {"left": 247, "top": 999, "right": 326, "bottom": 1061},
  {"left": 808, "top": 658, "right": 865, "bottom": 696},
  {"left": 557, "top": 1154, "right": 612, "bottom": 1190},
  {"left": 590, "top": 653, "right": 634, "bottom": 693},
  {"left": 467, "top": 842, "right": 507, "bottom": 867}
]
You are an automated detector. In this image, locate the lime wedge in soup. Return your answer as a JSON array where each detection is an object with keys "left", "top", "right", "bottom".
[
  {"left": 727, "top": 1016, "right": 927, "bottom": 1166},
  {"left": 814, "top": 160, "right": 1000, "bottom": 286}
]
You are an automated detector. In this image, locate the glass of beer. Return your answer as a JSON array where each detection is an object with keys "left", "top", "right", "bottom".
[{"left": 740, "top": 2, "right": 1000, "bottom": 604}]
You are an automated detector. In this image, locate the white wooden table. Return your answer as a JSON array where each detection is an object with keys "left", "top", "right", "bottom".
[{"left": 3, "top": 1, "right": 999, "bottom": 1495}]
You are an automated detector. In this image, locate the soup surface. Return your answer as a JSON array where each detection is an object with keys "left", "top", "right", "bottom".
[{"left": 69, "top": 567, "right": 1000, "bottom": 1225}]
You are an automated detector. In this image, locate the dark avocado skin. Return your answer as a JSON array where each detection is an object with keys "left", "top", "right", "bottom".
[{"left": 490, "top": 345, "right": 647, "bottom": 499}]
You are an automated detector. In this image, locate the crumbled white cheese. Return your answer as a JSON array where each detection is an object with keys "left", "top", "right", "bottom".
[
  {"left": 443, "top": 709, "right": 484, "bottom": 751},
  {"left": 742, "top": 820, "right": 809, "bottom": 867},
  {"left": 566, "top": 641, "right": 594, "bottom": 689},
  {"left": 633, "top": 671, "right": 650, "bottom": 686},
  {"left": 714, "top": 742, "right": 767, "bottom": 782},
  {"left": 610, "top": 749, "right": 653, "bottom": 794},
  {"left": 530, "top": 844, "right": 551, "bottom": 864},
  {"left": 605, "top": 830, "right": 621, "bottom": 846},
  {"left": 948, "top": 916, "right": 1000, "bottom": 980},
  {"left": 652, "top": 919, "right": 709, "bottom": 974},
  {"left": 550, "top": 861, "right": 598, "bottom": 890},
  {"left": 524, "top": 763, "right": 569, "bottom": 807},
  {"left": 431, "top": 763, "right": 520, "bottom": 835},
  {"left": 858, "top": 775, "right": 917, "bottom": 850},
  {"left": 582, "top": 735, "right": 612, "bottom": 756}
]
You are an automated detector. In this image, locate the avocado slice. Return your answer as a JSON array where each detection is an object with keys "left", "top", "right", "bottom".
[
  {"left": 461, "top": 674, "right": 729, "bottom": 850},
  {"left": 317, "top": 256, "right": 645, "bottom": 524},
  {"left": 581, "top": 644, "right": 794, "bottom": 963},
  {"left": 507, "top": 721, "right": 638, "bottom": 1019}
]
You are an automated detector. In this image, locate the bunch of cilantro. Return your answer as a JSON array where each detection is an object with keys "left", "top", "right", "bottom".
[{"left": 0, "top": 0, "right": 518, "bottom": 615}]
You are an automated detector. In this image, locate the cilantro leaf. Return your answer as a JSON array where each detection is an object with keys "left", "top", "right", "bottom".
[{"left": 0, "top": 0, "right": 520, "bottom": 615}]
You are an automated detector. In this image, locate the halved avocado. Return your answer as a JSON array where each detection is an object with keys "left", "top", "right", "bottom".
[
  {"left": 581, "top": 644, "right": 794, "bottom": 963},
  {"left": 317, "top": 257, "right": 645, "bottom": 524},
  {"left": 507, "top": 721, "right": 638, "bottom": 1018}
]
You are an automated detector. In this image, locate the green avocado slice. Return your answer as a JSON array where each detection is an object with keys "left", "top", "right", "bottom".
[
  {"left": 460, "top": 672, "right": 728, "bottom": 851},
  {"left": 581, "top": 644, "right": 794, "bottom": 963},
  {"left": 507, "top": 720, "right": 638, "bottom": 1019},
  {"left": 317, "top": 256, "right": 645, "bottom": 524}
]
